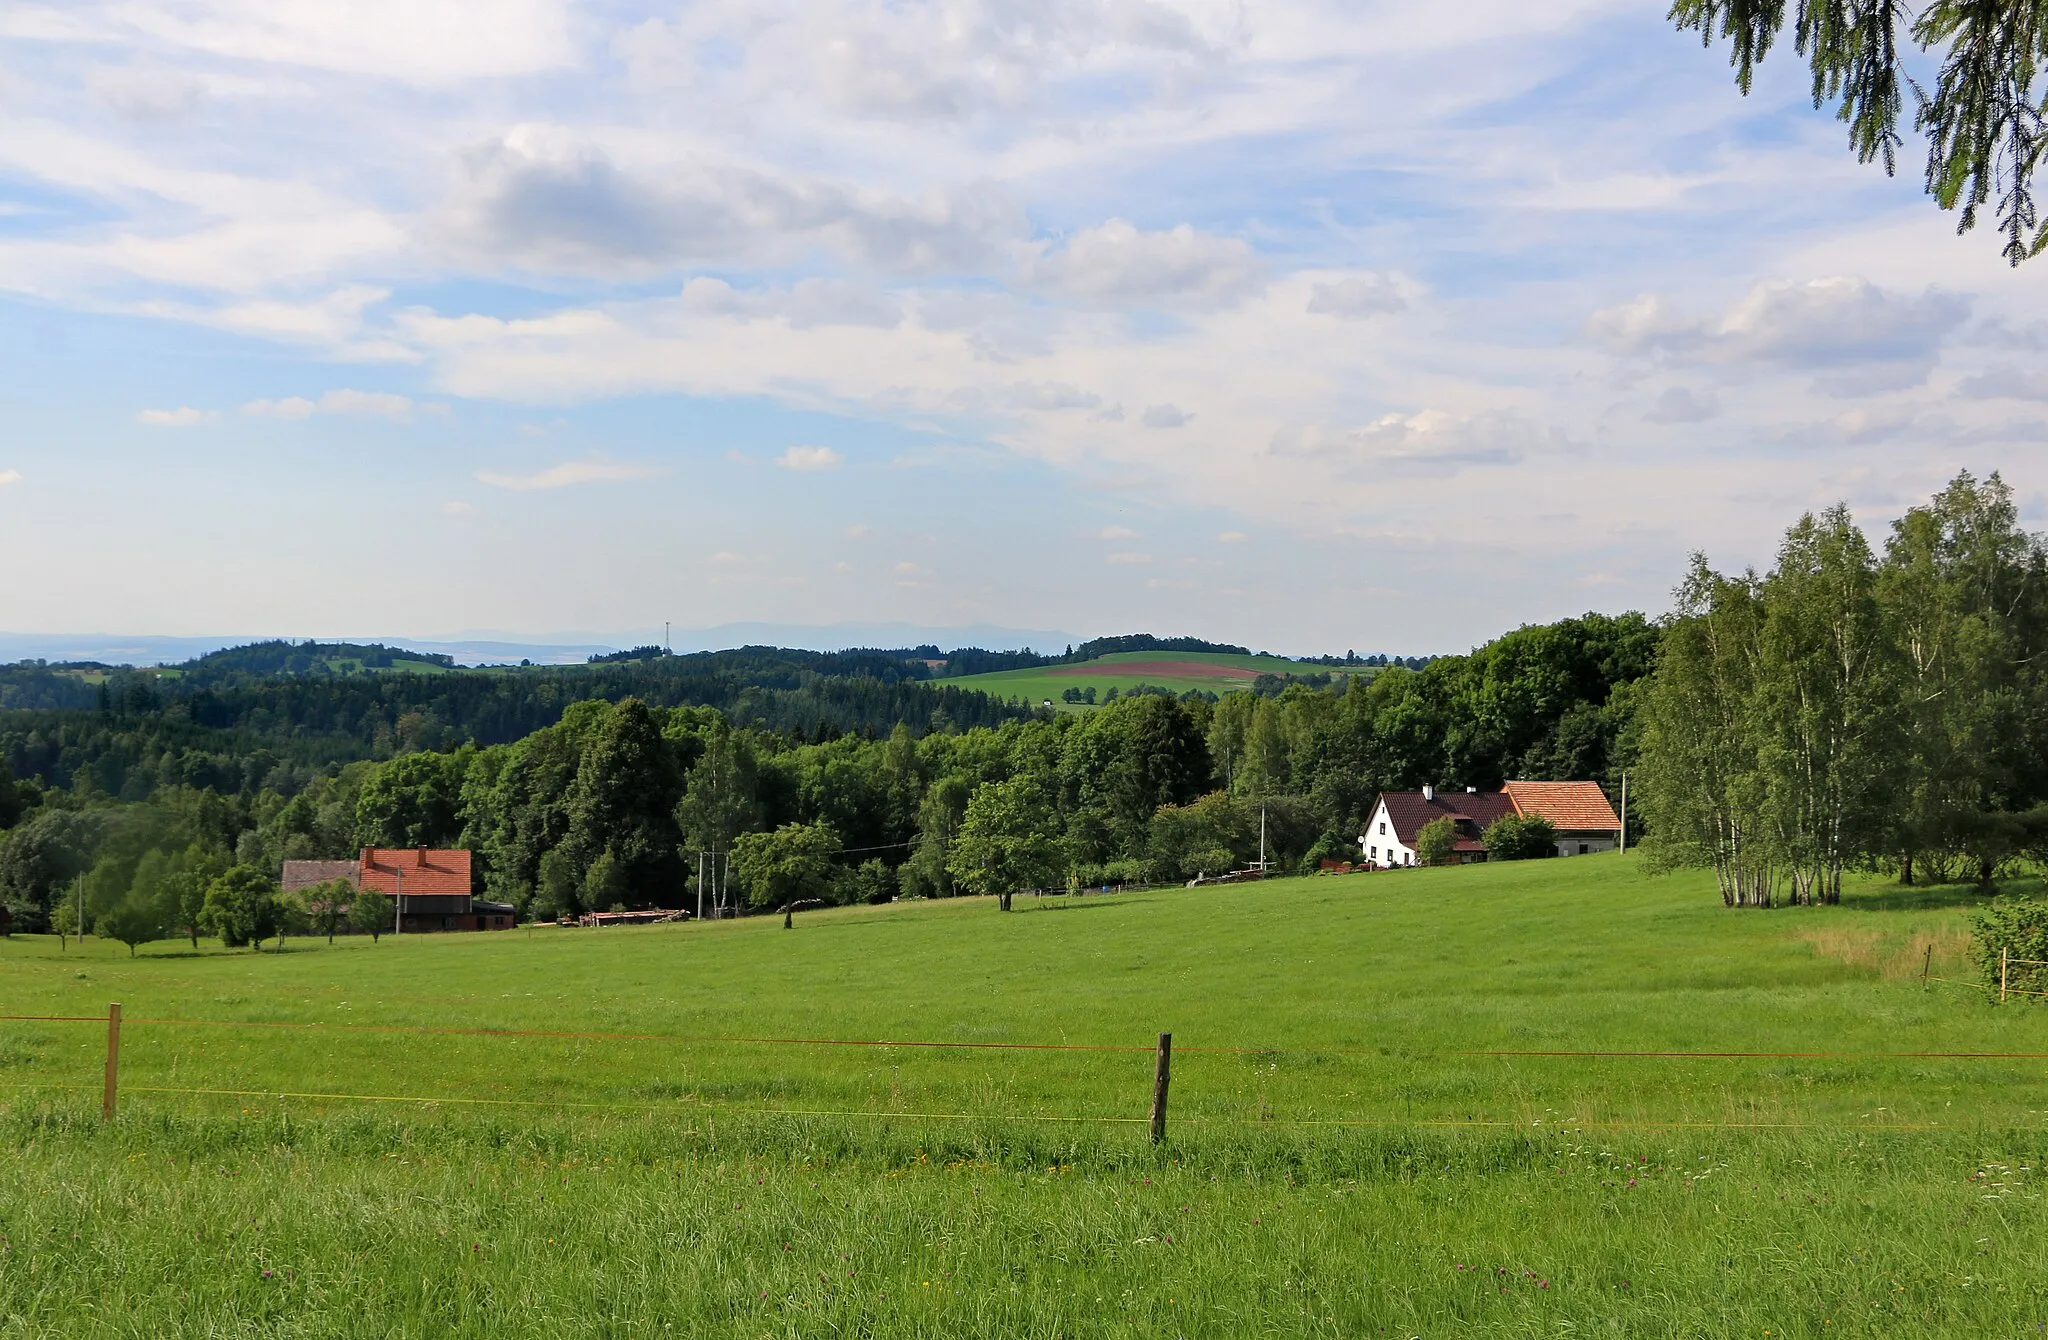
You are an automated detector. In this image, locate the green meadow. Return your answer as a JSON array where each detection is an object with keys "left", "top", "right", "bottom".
[
  {"left": 946, "top": 649, "right": 1349, "bottom": 708},
  {"left": 5, "top": 855, "right": 2048, "bottom": 1336}
]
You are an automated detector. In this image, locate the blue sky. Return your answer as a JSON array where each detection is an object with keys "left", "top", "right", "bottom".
[{"left": 2, "top": 0, "right": 2045, "bottom": 655}]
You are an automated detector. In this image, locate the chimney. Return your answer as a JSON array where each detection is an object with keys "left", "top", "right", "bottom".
[
  {"left": 1466, "top": 786, "right": 1477, "bottom": 794},
  {"left": 1422, "top": 784, "right": 1435, "bottom": 802},
  {"left": 418, "top": 846, "right": 430, "bottom": 868}
]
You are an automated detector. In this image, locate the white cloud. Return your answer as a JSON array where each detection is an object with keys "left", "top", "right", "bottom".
[
  {"left": 1216, "top": 531, "right": 1247, "bottom": 542},
  {"left": 777, "top": 445, "right": 844, "bottom": 471},
  {"left": 474, "top": 459, "right": 661, "bottom": 490},
  {"left": 1024, "top": 220, "right": 1265, "bottom": 309},
  {"left": 844, "top": 522, "right": 870, "bottom": 538},
  {"left": 1096, "top": 525, "right": 1139, "bottom": 539},
  {"left": 442, "top": 500, "right": 476, "bottom": 517},
  {"left": 1957, "top": 367, "right": 2048, "bottom": 402},
  {"left": 242, "top": 396, "right": 316, "bottom": 420},
  {"left": 439, "top": 128, "right": 1023, "bottom": 278},
  {"left": 1588, "top": 278, "right": 1971, "bottom": 390},
  {"left": 1141, "top": 403, "right": 1191, "bottom": 429},
  {"left": 110, "top": 0, "right": 577, "bottom": 84},
  {"left": 136, "top": 406, "right": 215, "bottom": 426},
  {"left": 0, "top": 469, "right": 21, "bottom": 488},
  {"left": 1307, "top": 273, "right": 1407, "bottom": 318},
  {"left": 242, "top": 389, "right": 427, "bottom": 420},
  {"left": 681, "top": 277, "right": 903, "bottom": 329},
  {"left": 87, "top": 63, "right": 205, "bottom": 121},
  {"left": 1644, "top": 386, "right": 1719, "bottom": 424},
  {"left": 1273, "top": 409, "right": 1553, "bottom": 471},
  {"left": 1105, "top": 551, "right": 1153, "bottom": 564}
]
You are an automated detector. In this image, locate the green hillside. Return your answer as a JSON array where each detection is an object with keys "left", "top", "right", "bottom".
[
  {"left": 3, "top": 855, "right": 2043, "bottom": 1335},
  {"left": 949, "top": 648, "right": 1355, "bottom": 708}
]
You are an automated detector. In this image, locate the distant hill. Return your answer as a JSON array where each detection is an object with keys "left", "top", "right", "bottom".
[{"left": 948, "top": 649, "right": 1358, "bottom": 710}]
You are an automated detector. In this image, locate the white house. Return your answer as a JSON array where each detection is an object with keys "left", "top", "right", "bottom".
[{"left": 1360, "top": 780, "right": 1622, "bottom": 867}]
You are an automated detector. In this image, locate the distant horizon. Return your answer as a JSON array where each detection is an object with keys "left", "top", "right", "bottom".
[{"left": 0, "top": 623, "right": 1431, "bottom": 670}]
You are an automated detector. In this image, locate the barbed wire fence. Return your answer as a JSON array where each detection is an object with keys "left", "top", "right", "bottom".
[{"left": 0, "top": 984, "right": 2040, "bottom": 1138}]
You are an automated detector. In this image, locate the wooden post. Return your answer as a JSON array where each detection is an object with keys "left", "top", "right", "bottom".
[
  {"left": 2001, "top": 948, "right": 2010, "bottom": 1002},
  {"left": 101, "top": 1002, "right": 121, "bottom": 1122},
  {"left": 1922, "top": 943, "right": 1933, "bottom": 990},
  {"left": 1149, "top": 1032, "right": 1172, "bottom": 1145}
]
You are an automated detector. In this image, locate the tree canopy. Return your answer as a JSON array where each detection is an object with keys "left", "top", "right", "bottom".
[{"left": 1673, "top": 0, "right": 2048, "bottom": 263}]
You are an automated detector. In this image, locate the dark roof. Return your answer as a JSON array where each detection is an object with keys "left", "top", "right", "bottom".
[
  {"left": 281, "top": 859, "right": 360, "bottom": 892},
  {"left": 1372, "top": 790, "right": 1518, "bottom": 849}
]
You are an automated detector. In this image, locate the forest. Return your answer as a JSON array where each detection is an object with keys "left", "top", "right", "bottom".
[{"left": 0, "top": 613, "right": 1647, "bottom": 936}]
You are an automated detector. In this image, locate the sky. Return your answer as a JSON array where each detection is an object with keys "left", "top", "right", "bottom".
[{"left": 3, "top": 1, "right": 2045, "bottom": 657}]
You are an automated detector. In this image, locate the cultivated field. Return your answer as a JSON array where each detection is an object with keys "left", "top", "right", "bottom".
[
  {"left": 4, "top": 856, "right": 2046, "bottom": 1336},
  {"left": 947, "top": 649, "right": 1350, "bottom": 707}
]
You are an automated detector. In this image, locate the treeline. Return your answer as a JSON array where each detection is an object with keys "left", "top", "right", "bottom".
[
  {"left": 0, "top": 611, "right": 1652, "bottom": 934},
  {"left": 0, "top": 654, "right": 1030, "bottom": 801},
  {"left": 1638, "top": 472, "right": 2048, "bottom": 905}
]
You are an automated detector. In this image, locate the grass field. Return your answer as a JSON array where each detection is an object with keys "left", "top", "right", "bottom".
[
  {"left": 6, "top": 856, "right": 2048, "bottom": 1336},
  {"left": 946, "top": 649, "right": 1353, "bottom": 709}
]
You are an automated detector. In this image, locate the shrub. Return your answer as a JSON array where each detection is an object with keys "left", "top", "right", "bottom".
[
  {"left": 199, "top": 865, "right": 281, "bottom": 949},
  {"left": 1969, "top": 896, "right": 2048, "bottom": 998},
  {"left": 1483, "top": 815, "right": 1557, "bottom": 861},
  {"left": 732, "top": 822, "right": 840, "bottom": 910},
  {"left": 97, "top": 893, "right": 161, "bottom": 957},
  {"left": 1415, "top": 817, "right": 1458, "bottom": 867}
]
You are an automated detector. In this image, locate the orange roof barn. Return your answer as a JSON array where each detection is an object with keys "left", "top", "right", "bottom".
[{"left": 1502, "top": 781, "right": 1621, "bottom": 833}]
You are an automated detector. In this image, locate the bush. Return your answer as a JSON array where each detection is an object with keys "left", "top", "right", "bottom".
[
  {"left": 845, "top": 858, "right": 897, "bottom": 906},
  {"left": 1415, "top": 817, "right": 1458, "bottom": 868},
  {"left": 1483, "top": 815, "right": 1557, "bottom": 861},
  {"left": 97, "top": 893, "right": 161, "bottom": 957},
  {"left": 199, "top": 865, "right": 281, "bottom": 949},
  {"left": 1970, "top": 896, "right": 2048, "bottom": 998},
  {"left": 732, "top": 822, "right": 840, "bottom": 910}
]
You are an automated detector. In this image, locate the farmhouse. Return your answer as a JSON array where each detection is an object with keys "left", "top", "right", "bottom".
[
  {"left": 279, "top": 847, "right": 515, "bottom": 932},
  {"left": 1360, "top": 781, "right": 1621, "bottom": 868}
]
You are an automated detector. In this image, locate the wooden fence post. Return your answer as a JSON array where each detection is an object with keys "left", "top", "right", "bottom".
[
  {"left": 2001, "top": 948, "right": 2010, "bottom": 1004},
  {"left": 1922, "top": 943, "right": 1933, "bottom": 990},
  {"left": 1150, "top": 1032, "right": 1172, "bottom": 1145},
  {"left": 102, "top": 1002, "right": 121, "bottom": 1122}
]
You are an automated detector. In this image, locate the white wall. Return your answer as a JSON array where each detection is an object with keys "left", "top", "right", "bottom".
[{"left": 1359, "top": 799, "right": 1415, "bottom": 868}]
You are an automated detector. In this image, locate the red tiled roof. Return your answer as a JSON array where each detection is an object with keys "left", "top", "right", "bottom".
[
  {"left": 358, "top": 847, "right": 472, "bottom": 898},
  {"left": 1503, "top": 781, "right": 1621, "bottom": 832},
  {"left": 1373, "top": 790, "right": 1518, "bottom": 848}
]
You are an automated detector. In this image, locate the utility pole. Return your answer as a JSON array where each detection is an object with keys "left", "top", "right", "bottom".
[
  {"left": 1259, "top": 805, "right": 1267, "bottom": 873},
  {"left": 1618, "top": 772, "right": 1629, "bottom": 854},
  {"left": 696, "top": 851, "right": 704, "bottom": 921},
  {"left": 392, "top": 864, "right": 403, "bottom": 938},
  {"left": 75, "top": 875, "right": 84, "bottom": 943},
  {"left": 665, "top": 621, "right": 671, "bottom": 654}
]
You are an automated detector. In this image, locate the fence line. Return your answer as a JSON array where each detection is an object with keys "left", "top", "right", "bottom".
[
  {"left": 9, "top": 1010, "right": 2048, "bottom": 1059},
  {"left": 0, "top": 1078, "right": 1975, "bottom": 1133}
]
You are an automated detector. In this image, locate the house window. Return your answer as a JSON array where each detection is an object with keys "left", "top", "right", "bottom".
[
  {"left": 1378, "top": 821, "right": 1387, "bottom": 835},
  {"left": 1369, "top": 846, "right": 1377, "bottom": 860},
  {"left": 1578, "top": 843, "right": 1589, "bottom": 855}
]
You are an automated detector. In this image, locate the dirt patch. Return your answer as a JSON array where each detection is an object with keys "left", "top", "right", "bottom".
[{"left": 1046, "top": 660, "right": 1262, "bottom": 680}]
